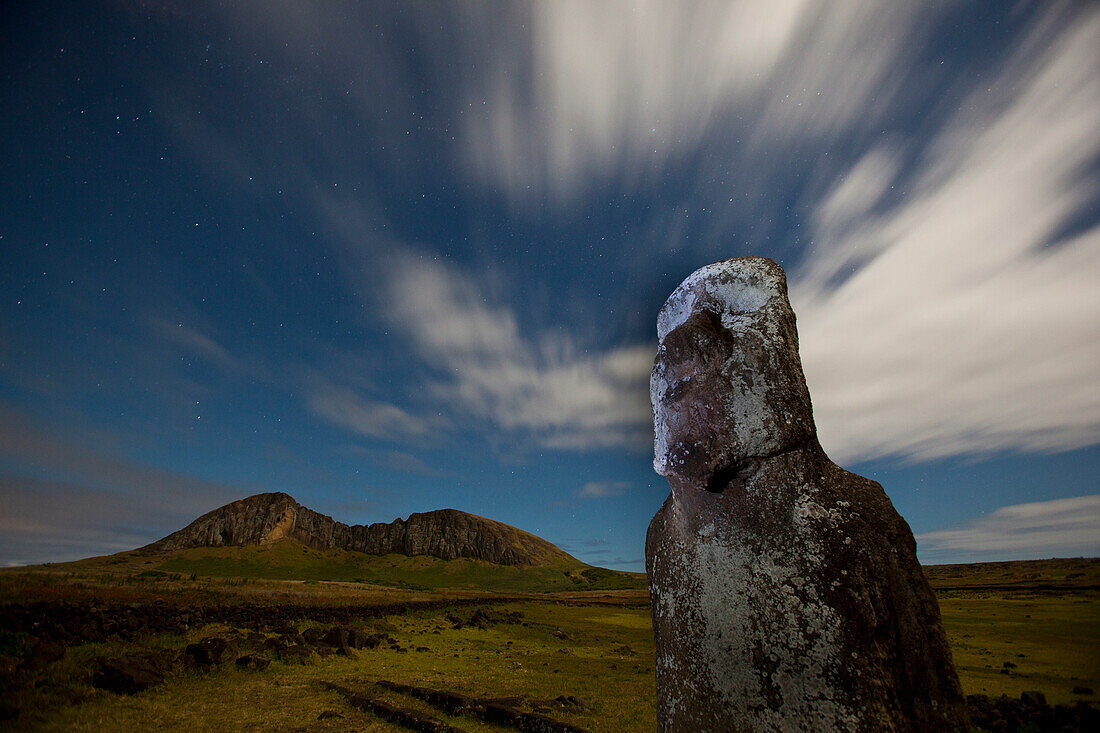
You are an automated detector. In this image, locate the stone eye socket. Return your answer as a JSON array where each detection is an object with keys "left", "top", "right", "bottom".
[
  {"left": 663, "top": 377, "right": 691, "bottom": 403},
  {"left": 705, "top": 463, "right": 741, "bottom": 494}
]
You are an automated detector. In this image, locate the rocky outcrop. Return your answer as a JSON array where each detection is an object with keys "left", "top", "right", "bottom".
[
  {"left": 646, "top": 257, "right": 969, "bottom": 732},
  {"left": 143, "top": 493, "right": 568, "bottom": 566}
]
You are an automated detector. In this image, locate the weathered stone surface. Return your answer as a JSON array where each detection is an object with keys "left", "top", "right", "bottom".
[
  {"left": 142, "top": 493, "right": 565, "bottom": 566},
  {"left": 91, "top": 651, "right": 170, "bottom": 694},
  {"left": 235, "top": 653, "right": 271, "bottom": 671},
  {"left": 184, "top": 636, "right": 233, "bottom": 666},
  {"left": 646, "top": 257, "right": 968, "bottom": 732}
]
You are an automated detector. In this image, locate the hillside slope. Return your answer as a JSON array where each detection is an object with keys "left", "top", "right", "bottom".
[
  {"left": 142, "top": 492, "right": 572, "bottom": 567},
  {"left": 148, "top": 538, "right": 645, "bottom": 592}
]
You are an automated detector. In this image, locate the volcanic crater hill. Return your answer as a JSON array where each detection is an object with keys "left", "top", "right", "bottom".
[{"left": 142, "top": 492, "right": 571, "bottom": 567}]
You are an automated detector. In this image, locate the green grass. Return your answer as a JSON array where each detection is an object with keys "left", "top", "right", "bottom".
[
  {"left": 23, "top": 601, "right": 656, "bottom": 732},
  {"left": 151, "top": 540, "right": 646, "bottom": 592},
  {"left": 4, "top": 558, "right": 1096, "bottom": 730},
  {"left": 938, "top": 591, "right": 1100, "bottom": 705}
]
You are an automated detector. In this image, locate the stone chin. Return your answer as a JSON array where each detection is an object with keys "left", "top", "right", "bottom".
[{"left": 651, "top": 256, "right": 815, "bottom": 491}]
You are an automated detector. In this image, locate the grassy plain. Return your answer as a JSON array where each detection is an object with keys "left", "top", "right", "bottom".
[
  {"left": 929, "top": 558, "right": 1100, "bottom": 706},
  {"left": 0, "top": 556, "right": 1096, "bottom": 731}
]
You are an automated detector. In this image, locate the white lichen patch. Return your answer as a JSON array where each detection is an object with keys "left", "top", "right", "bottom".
[
  {"left": 656, "top": 259, "right": 786, "bottom": 341},
  {"left": 651, "top": 483, "right": 865, "bottom": 731},
  {"left": 651, "top": 259, "right": 796, "bottom": 475},
  {"left": 654, "top": 527, "right": 859, "bottom": 731}
]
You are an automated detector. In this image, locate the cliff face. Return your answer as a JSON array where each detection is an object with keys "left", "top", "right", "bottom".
[{"left": 142, "top": 493, "right": 569, "bottom": 567}]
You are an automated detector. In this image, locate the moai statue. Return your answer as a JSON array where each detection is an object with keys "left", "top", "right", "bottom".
[{"left": 647, "top": 257, "right": 968, "bottom": 732}]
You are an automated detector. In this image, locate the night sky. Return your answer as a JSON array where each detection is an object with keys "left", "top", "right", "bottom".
[{"left": 2, "top": 1, "right": 1098, "bottom": 569}]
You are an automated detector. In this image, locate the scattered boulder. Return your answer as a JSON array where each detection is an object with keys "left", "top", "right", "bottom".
[
  {"left": 302, "top": 627, "right": 326, "bottom": 645},
  {"left": 185, "top": 636, "right": 232, "bottom": 666},
  {"left": 279, "top": 631, "right": 306, "bottom": 646},
  {"left": 260, "top": 637, "right": 289, "bottom": 655},
  {"left": 279, "top": 644, "right": 314, "bottom": 663},
  {"left": 1020, "top": 690, "right": 1046, "bottom": 707},
  {"left": 553, "top": 695, "right": 591, "bottom": 712},
  {"left": 646, "top": 258, "right": 969, "bottom": 731},
  {"left": 967, "top": 692, "right": 1099, "bottom": 731},
  {"left": 235, "top": 653, "right": 271, "bottom": 671},
  {"left": 91, "top": 651, "right": 170, "bottom": 694},
  {"left": 321, "top": 627, "right": 347, "bottom": 647},
  {"left": 347, "top": 628, "right": 373, "bottom": 649}
]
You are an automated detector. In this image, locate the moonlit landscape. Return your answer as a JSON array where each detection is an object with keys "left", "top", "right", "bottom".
[{"left": 1, "top": 2, "right": 1098, "bottom": 730}]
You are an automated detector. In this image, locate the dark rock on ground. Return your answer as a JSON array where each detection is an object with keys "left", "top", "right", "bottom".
[
  {"left": 235, "top": 653, "right": 270, "bottom": 671},
  {"left": 347, "top": 628, "right": 373, "bottom": 649},
  {"left": 967, "top": 693, "right": 1100, "bottom": 732},
  {"left": 372, "top": 680, "right": 589, "bottom": 733},
  {"left": 91, "top": 651, "right": 170, "bottom": 694},
  {"left": 1020, "top": 690, "right": 1046, "bottom": 706},
  {"left": 279, "top": 644, "right": 314, "bottom": 663},
  {"left": 260, "top": 636, "right": 289, "bottom": 654},
  {"left": 321, "top": 627, "right": 348, "bottom": 648},
  {"left": 321, "top": 627, "right": 355, "bottom": 656},
  {"left": 185, "top": 636, "right": 232, "bottom": 666},
  {"left": 646, "top": 257, "right": 969, "bottom": 731},
  {"left": 302, "top": 627, "right": 326, "bottom": 645},
  {"left": 323, "top": 682, "right": 464, "bottom": 733},
  {"left": 376, "top": 680, "right": 480, "bottom": 715},
  {"left": 551, "top": 695, "right": 591, "bottom": 712},
  {"left": 279, "top": 631, "right": 306, "bottom": 646}
]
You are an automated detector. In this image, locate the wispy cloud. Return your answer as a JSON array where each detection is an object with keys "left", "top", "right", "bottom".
[
  {"left": 577, "top": 481, "right": 630, "bottom": 499},
  {"left": 383, "top": 254, "right": 653, "bottom": 451},
  {"left": 152, "top": 2, "right": 1099, "bottom": 466},
  {"left": 461, "top": 1, "right": 929, "bottom": 205},
  {"left": 146, "top": 316, "right": 245, "bottom": 374},
  {"left": 336, "top": 445, "right": 449, "bottom": 478},
  {"left": 917, "top": 495, "right": 1100, "bottom": 564},
  {"left": 794, "top": 9, "right": 1100, "bottom": 463},
  {"left": 305, "top": 379, "right": 445, "bottom": 443}
]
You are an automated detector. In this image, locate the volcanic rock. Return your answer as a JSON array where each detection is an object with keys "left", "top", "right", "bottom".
[
  {"left": 91, "top": 651, "right": 170, "bottom": 694},
  {"left": 235, "top": 653, "right": 271, "bottom": 671},
  {"left": 185, "top": 636, "right": 233, "bottom": 666},
  {"left": 646, "top": 257, "right": 968, "bottom": 731},
  {"left": 142, "top": 493, "right": 565, "bottom": 566}
]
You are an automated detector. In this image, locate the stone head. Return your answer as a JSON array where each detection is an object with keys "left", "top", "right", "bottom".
[{"left": 651, "top": 257, "right": 815, "bottom": 490}]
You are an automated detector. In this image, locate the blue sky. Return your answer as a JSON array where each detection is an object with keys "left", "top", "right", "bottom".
[{"left": 2, "top": 1, "right": 1097, "bottom": 569}]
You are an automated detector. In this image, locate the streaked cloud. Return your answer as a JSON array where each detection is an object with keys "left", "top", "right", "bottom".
[
  {"left": 383, "top": 254, "right": 654, "bottom": 451},
  {"left": 917, "top": 495, "right": 1100, "bottom": 564},
  {"left": 151, "top": 1, "right": 1099, "bottom": 466},
  {"left": 305, "top": 379, "right": 445, "bottom": 443},
  {"left": 146, "top": 316, "right": 245, "bottom": 374},
  {"left": 794, "top": 9, "right": 1100, "bottom": 463},
  {"left": 577, "top": 481, "right": 630, "bottom": 500},
  {"left": 462, "top": 0, "right": 929, "bottom": 204}
]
